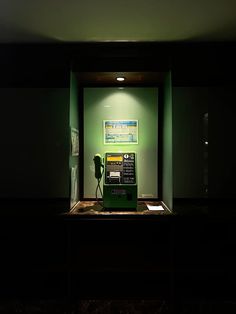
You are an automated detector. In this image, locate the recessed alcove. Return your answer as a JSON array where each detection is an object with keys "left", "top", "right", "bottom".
[{"left": 69, "top": 71, "right": 173, "bottom": 215}]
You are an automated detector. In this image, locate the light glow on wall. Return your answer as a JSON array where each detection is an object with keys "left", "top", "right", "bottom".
[{"left": 84, "top": 87, "right": 158, "bottom": 199}]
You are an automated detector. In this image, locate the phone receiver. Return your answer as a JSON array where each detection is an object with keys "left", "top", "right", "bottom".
[{"left": 93, "top": 154, "right": 103, "bottom": 179}]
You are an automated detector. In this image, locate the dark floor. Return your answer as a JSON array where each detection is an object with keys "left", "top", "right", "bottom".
[
  {"left": 0, "top": 200, "right": 234, "bottom": 313},
  {"left": 0, "top": 299, "right": 235, "bottom": 314}
]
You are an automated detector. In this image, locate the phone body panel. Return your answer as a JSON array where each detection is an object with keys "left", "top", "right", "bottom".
[{"left": 103, "top": 152, "right": 137, "bottom": 210}]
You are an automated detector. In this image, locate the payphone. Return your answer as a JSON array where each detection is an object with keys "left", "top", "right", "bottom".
[{"left": 93, "top": 152, "right": 137, "bottom": 210}]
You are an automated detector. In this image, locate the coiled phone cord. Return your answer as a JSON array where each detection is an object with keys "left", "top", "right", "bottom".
[{"left": 95, "top": 167, "right": 104, "bottom": 207}]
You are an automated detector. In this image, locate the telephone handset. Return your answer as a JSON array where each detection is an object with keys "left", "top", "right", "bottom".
[
  {"left": 93, "top": 154, "right": 104, "bottom": 179},
  {"left": 93, "top": 154, "right": 104, "bottom": 203}
]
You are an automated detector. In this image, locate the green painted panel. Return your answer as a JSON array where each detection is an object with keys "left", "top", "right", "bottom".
[
  {"left": 162, "top": 72, "right": 173, "bottom": 210},
  {"left": 69, "top": 72, "right": 79, "bottom": 207},
  {"left": 84, "top": 87, "right": 158, "bottom": 199},
  {"left": 70, "top": 72, "right": 79, "bottom": 131}
]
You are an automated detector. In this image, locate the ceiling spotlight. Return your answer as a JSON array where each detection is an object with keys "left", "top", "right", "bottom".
[{"left": 116, "top": 77, "right": 125, "bottom": 82}]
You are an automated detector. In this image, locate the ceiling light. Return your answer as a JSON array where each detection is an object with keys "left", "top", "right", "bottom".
[{"left": 116, "top": 77, "right": 125, "bottom": 82}]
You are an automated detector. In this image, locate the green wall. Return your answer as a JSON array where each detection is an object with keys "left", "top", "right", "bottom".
[
  {"left": 69, "top": 72, "right": 79, "bottom": 207},
  {"left": 70, "top": 73, "right": 79, "bottom": 135},
  {"left": 162, "top": 72, "right": 173, "bottom": 210},
  {"left": 84, "top": 87, "right": 158, "bottom": 199}
]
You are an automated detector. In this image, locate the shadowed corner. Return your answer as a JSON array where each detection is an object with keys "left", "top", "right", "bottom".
[
  {"left": 187, "top": 19, "right": 236, "bottom": 42},
  {"left": 0, "top": 22, "right": 63, "bottom": 43}
]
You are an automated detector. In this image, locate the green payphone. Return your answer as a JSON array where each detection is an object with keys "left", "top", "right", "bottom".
[{"left": 93, "top": 152, "right": 137, "bottom": 210}]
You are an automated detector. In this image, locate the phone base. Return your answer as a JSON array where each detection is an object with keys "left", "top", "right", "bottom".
[{"left": 103, "top": 184, "right": 137, "bottom": 210}]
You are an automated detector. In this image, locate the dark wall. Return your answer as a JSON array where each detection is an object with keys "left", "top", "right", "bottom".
[
  {"left": 0, "top": 88, "right": 70, "bottom": 200},
  {"left": 0, "top": 44, "right": 71, "bottom": 212},
  {"left": 172, "top": 86, "right": 236, "bottom": 201},
  {"left": 0, "top": 42, "right": 235, "bottom": 208},
  {"left": 171, "top": 43, "right": 236, "bottom": 205},
  {"left": 172, "top": 87, "right": 208, "bottom": 199},
  {"left": 209, "top": 86, "right": 236, "bottom": 200}
]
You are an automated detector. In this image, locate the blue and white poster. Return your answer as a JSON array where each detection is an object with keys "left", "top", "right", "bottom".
[{"left": 104, "top": 120, "right": 138, "bottom": 144}]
